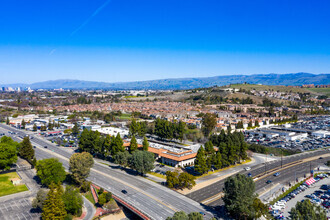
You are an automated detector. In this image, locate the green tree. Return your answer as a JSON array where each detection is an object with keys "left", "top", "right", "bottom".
[
  {"left": 6, "top": 117, "right": 9, "bottom": 125},
  {"left": 290, "top": 199, "right": 326, "bottom": 220},
  {"left": 250, "top": 198, "right": 267, "bottom": 219},
  {"left": 166, "top": 211, "right": 188, "bottom": 220},
  {"left": 103, "top": 135, "right": 112, "bottom": 156},
  {"left": 178, "top": 172, "right": 196, "bottom": 190},
  {"left": 36, "top": 158, "right": 66, "bottom": 187},
  {"left": 19, "top": 136, "right": 35, "bottom": 163},
  {"left": 48, "top": 120, "right": 54, "bottom": 130},
  {"left": 42, "top": 183, "right": 67, "bottom": 220},
  {"left": 129, "top": 119, "right": 140, "bottom": 136},
  {"left": 223, "top": 174, "right": 256, "bottom": 219},
  {"left": 255, "top": 120, "right": 259, "bottom": 127},
  {"left": 194, "top": 146, "right": 208, "bottom": 174},
  {"left": 21, "top": 119, "right": 26, "bottom": 129},
  {"left": 0, "top": 136, "right": 18, "bottom": 170},
  {"left": 72, "top": 123, "right": 80, "bottom": 136},
  {"left": 142, "top": 136, "right": 149, "bottom": 151},
  {"left": 80, "top": 181, "right": 91, "bottom": 193},
  {"left": 62, "top": 186, "right": 83, "bottom": 216},
  {"left": 138, "top": 121, "right": 147, "bottom": 137},
  {"left": 105, "top": 192, "right": 112, "bottom": 202},
  {"left": 98, "top": 192, "right": 107, "bottom": 206},
  {"left": 114, "top": 151, "right": 131, "bottom": 167},
  {"left": 187, "top": 212, "right": 203, "bottom": 220},
  {"left": 129, "top": 151, "right": 155, "bottom": 175},
  {"left": 32, "top": 188, "right": 48, "bottom": 210},
  {"left": 69, "top": 152, "right": 94, "bottom": 185},
  {"left": 129, "top": 136, "right": 138, "bottom": 153},
  {"left": 33, "top": 124, "right": 37, "bottom": 131},
  {"left": 204, "top": 141, "right": 214, "bottom": 155},
  {"left": 78, "top": 129, "right": 101, "bottom": 155},
  {"left": 214, "top": 151, "right": 222, "bottom": 170},
  {"left": 110, "top": 133, "right": 124, "bottom": 155},
  {"left": 166, "top": 171, "right": 179, "bottom": 188},
  {"left": 201, "top": 113, "right": 217, "bottom": 137}
]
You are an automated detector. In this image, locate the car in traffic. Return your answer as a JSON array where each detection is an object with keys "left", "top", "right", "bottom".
[
  {"left": 121, "top": 190, "right": 127, "bottom": 194},
  {"left": 244, "top": 167, "right": 251, "bottom": 171},
  {"left": 274, "top": 172, "right": 280, "bottom": 177},
  {"left": 266, "top": 180, "right": 272, "bottom": 184},
  {"left": 44, "top": 146, "right": 48, "bottom": 148}
]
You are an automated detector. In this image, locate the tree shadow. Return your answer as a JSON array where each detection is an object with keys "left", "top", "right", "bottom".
[{"left": 202, "top": 203, "right": 231, "bottom": 220}]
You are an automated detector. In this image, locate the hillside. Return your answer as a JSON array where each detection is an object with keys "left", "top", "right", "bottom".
[{"left": 1, "top": 73, "right": 329, "bottom": 90}]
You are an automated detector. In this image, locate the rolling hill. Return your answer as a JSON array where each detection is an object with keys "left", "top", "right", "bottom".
[{"left": 1, "top": 73, "right": 329, "bottom": 90}]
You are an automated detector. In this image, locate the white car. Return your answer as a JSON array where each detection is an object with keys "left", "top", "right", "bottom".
[{"left": 244, "top": 167, "right": 251, "bottom": 171}]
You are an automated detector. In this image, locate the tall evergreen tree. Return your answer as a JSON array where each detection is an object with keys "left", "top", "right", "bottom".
[
  {"left": 21, "top": 119, "right": 26, "bottom": 129},
  {"left": 130, "top": 136, "right": 138, "bottom": 153},
  {"left": 194, "top": 146, "right": 208, "bottom": 174},
  {"left": 201, "top": 113, "right": 217, "bottom": 137},
  {"left": 33, "top": 124, "right": 37, "bottom": 131},
  {"left": 103, "top": 135, "right": 112, "bottom": 156},
  {"left": 19, "top": 136, "right": 35, "bottom": 163},
  {"left": 214, "top": 151, "right": 222, "bottom": 170},
  {"left": 111, "top": 133, "right": 124, "bottom": 155},
  {"left": 142, "top": 136, "right": 149, "bottom": 151},
  {"left": 223, "top": 174, "right": 256, "bottom": 219},
  {"left": 42, "top": 183, "right": 67, "bottom": 220},
  {"left": 72, "top": 123, "right": 80, "bottom": 136},
  {"left": 129, "top": 119, "right": 140, "bottom": 136}
]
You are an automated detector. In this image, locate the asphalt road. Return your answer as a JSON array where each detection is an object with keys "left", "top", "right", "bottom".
[
  {"left": 83, "top": 196, "right": 96, "bottom": 220},
  {"left": 186, "top": 148, "right": 329, "bottom": 208},
  {"left": 0, "top": 124, "right": 214, "bottom": 220}
]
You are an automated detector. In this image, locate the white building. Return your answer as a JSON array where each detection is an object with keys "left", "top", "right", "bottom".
[{"left": 312, "top": 130, "right": 330, "bottom": 138}]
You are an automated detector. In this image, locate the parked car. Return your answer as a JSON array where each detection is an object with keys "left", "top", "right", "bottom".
[
  {"left": 121, "top": 190, "right": 127, "bottom": 194},
  {"left": 266, "top": 180, "right": 272, "bottom": 184}
]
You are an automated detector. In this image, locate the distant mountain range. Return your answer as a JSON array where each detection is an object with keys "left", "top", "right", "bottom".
[{"left": 1, "top": 73, "right": 329, "bottom": 90}]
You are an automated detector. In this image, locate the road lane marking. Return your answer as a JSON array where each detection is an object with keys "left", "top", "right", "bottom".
[{"left": 34, "top": 143, "right": 179, "bottom": 214}]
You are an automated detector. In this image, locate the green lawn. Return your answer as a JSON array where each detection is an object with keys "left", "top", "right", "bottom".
[
  {"left": 0, "top": 172, "right": 28, "bottom": 197},
  {"left": 306, "top": 88, "right": 330, "bottom": 97},
  {"left": 116, "top": 113, "right": 132, "bottom": 120},
  {"left": 84, "top": 191, "right": 95, "bottom": 205}
]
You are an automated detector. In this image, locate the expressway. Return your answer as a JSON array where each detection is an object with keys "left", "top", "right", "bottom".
[
  {"left": 0, "top": 124, "right": 214, "bottom": 220},
  {"left": 187, "top": 148, "right": 329, "bottom": 208}
]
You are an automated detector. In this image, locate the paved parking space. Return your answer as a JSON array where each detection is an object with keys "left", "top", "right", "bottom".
[
  {"left": 0, "top": 198, "right": 40, "bottom": 220},
  {"left": 281, "top": 176, "right": 330, "bottom": 218}
]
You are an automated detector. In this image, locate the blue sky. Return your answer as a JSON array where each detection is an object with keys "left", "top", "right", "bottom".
[{"left": 1, "top": 0, "right": 330, "bottom": 84}]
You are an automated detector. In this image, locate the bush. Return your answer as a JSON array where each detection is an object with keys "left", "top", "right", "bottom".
[
  {"left": 98, "top": 187, "right": 104, "bottom": 195},
  {"left": 80, "top": 181, "right": 91, "bottom": 193}
]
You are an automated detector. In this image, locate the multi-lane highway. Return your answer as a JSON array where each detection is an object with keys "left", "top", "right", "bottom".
[
  {"left": 0, "top": 124, "right": 214, "bottom": 220},
  {"left": 187, "top": 147, "right": 329, "bottom": 208}
]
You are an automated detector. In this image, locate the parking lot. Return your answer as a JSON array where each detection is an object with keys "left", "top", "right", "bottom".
[
  {"left": 245, "top": 116, "right": 330, "bottom": 152},
  {"left": 152, "top": 163, "right": 174, "bottom": 175},
  {"left": 0, "top": 198, "right": 40, "bottom": 220},
  {"left": 269, "top": 173, "right": 330, "bottom": 219}
]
